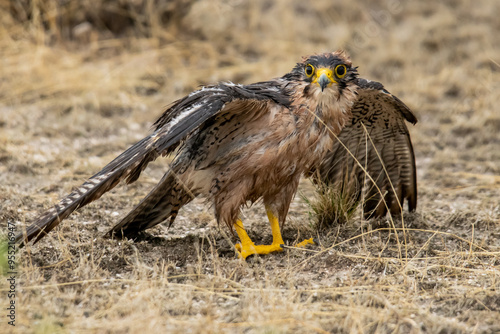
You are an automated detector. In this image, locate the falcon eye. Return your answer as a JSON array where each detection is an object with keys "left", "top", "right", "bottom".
[
  {"left": 335, "top": 64, "right": 347, "bottom": 78},
  {"left": 305, "top": 64, "right": 315, "bottom": 77}
]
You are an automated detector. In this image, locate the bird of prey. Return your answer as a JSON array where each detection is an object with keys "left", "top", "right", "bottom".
[{"left": 16, "top": 51, "right": 417, "bottom": 259}]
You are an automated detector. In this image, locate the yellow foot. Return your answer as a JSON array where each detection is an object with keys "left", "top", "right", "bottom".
[
  {"left": 294, "top": 237, "right": 315, "bottom": 248},
  {"left": 235, "top": 242, "right": 284, "bottom": 259}
]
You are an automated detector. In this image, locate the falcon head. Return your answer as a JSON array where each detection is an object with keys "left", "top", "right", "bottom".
[{"left": 286, "top": 51, "right": 358, "bottom": 97}]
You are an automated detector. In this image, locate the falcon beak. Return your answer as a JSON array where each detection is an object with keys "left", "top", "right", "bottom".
[{"left": 313, "top": 68, "right": 335, "bottom": 92}]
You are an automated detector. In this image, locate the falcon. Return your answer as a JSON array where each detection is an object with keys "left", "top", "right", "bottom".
[{"left": 16, "top": 51, "right": 417, "bottom": 259}]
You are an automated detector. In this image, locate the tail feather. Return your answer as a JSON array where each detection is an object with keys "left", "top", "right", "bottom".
[{"left": 108, "top": 171, "right": 195, "bottom": 237}]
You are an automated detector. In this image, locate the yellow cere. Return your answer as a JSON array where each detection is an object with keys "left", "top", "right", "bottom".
[{"left": 313, "top": 68, "right": 335, "bottom": 84}]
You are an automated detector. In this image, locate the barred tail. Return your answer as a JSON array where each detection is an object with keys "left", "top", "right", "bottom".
[{"left": 108, "top": 170, "right": 195, "bottom": 237}]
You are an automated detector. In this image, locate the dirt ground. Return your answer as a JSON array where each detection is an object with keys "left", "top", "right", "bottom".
[{"left": 1, "top": 0, "right": 499, "bottom": 333}]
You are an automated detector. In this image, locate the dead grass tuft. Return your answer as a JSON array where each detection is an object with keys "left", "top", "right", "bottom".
[{"left": 303, "top": 181, "right": 360, "bottom": 231}]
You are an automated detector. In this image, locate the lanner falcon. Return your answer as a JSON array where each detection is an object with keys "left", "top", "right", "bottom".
[{"left": 16, "top": 51, "right": 417, "bottom": 259}]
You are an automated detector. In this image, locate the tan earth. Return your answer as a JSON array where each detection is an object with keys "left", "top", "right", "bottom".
[{"left": 1, "top": 0, "right": 499, "bottom": 333}]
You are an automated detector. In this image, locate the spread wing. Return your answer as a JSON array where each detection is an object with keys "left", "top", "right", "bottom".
[
  {"left": 17, "top": 81, "right": 291, "bottom": 245},
  {"left": 314, "top": 78, "right": 417, "bottom": 218}
]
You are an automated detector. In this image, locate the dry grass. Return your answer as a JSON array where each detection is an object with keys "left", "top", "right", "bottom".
[
  {"left": 302, "top": 180, "right": 360, "bottom": 230},
  {"left": 1, "top": 0, "right": 500, "bottom": 333}
]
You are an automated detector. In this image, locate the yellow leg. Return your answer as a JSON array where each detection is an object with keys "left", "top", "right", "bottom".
[
  {"left": 233, "top": 206, "right": 284, "bottom": 259},
  {"left": 266, "top": 206, "right": 284, "bottom": 246},
  {"left": 266, "top": 207, "right": 315, "bottom": 249}
]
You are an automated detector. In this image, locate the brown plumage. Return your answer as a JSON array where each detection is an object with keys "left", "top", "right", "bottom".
[
  {"left": 16, "top": 51, "right": 416, "bottom": 258},
  {"left": 310, "top": 78, "right": 417, "bottom": 218}
]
